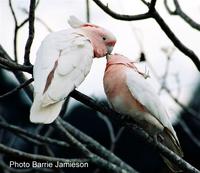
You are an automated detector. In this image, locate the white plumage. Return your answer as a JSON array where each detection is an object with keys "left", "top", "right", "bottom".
[
  {"left": 125, "top": 68, "right": 178, "bottom": 139},
  {"left": 30, "top": 15, "right": 117, "bottom": 124},
  {"left": 30, "top": 30, "right": 93, "bottom": 124}
]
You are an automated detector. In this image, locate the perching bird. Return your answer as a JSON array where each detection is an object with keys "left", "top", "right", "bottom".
[
  {"left": 103, "top": 54, "right": 183, "bottom": 172},
  {"left": 30, "top": 16, "right": 116, "bottom": 124}
]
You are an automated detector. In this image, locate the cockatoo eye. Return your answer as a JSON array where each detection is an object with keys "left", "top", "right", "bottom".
[{"left": 102, "top": 36, "right": 106, "bottom": 40}]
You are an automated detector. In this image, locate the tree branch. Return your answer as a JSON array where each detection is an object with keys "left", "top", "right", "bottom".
[
  {"left": 9, "top": 0, "right": 18, "bottom": 61},
  {"left": 179, "top": 120, "right": 200, "bottom": 148},
  {"left": 54, "top": 119, "right": 137, "bottom": 173},
  {"left": 23, "top": 0, "right": 36, "bottom": 65},
  {"left": 58, "top": 118, "right": 134, "bottom": 173},
  {"left": 0, "top": 143, "right": 89, "bottom": 165},
  {"left": 0, "top": 44, "right": 33, "bottom": 73},
  {"left": 92, "top": 0, "right": 200, "bottom": 72},
  {"left": 149, "top": 0, "right": 157, "bottom": 12},
  {"left": 69, "top": 89, "right": 200, "bottom": 173},
  {"left": 164, "top": 0, "right": 200, "bottom": 31},
  {"left": 151, "top": 10, "right": 200, "bottom": 71},
  {"left": 0, "top": 121, "right": 70, "bottom": 149},
  {"left": 92, "top": 0, "right": 152, "bottom": 21},
  {"left": 0, "top": 78, "right": 34, "bottom": 99}
]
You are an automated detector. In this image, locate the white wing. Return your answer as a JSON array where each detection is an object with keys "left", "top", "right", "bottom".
[
  {"left": 30, "top": 29, "right": 93, "bottom": 124},
  {"left": 41, "top": 36, "right": 93, "bottom": 106},
  {"left": 125, "top": 68, "right": 178, "bottom": 139}
]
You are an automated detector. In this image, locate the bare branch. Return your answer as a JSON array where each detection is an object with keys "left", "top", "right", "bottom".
[
  {"left": 159, "top": 47, "right": 175, "bottom": 94},
  {"left": 149, "top": 0, "right": 157, "bottom": 12},
  {"left": 179, "top": 120, "right": 200, "bottom": 148},
  {"left": 164, "top": 0, "right": 200, "bottom": 31},
  {"left": 129, "top": 124, "right": 200, "bottom": 173},
  {"left": 145, "top": 57, "right": 200, "bottom": 122},
  {"left": 0, "top": 78, "right": 33, "bottom": 99},
  {"left": 92, "top": 0, "right": 200, "bottom": 71},
  {"left": 69, "top": 90, "right": 200, "bottom": 173},
  {"left": 55, "top": 119, "right": 137, "bottom": 173},
  {"left": 0, "top": 56, "right": 32, "bottom": 73},
  {"left": 23, "top": 0, "right": 36, "bottom": 65},
  {"left": 164, "top": 0, "right": 176, "bottom": 14},
  {"left": 0, "top": 143, "right": 89, "bottom": 165},
  {"left": 110, "top": 127, "right": 125, "bottom": 152},
  {"left": 0, "top": 121, "right": 70, "bottom": 149},
  {"left": 59, "top": 118, "right": 134, "bottom": 173},
  {"left": 143, "top": 1, "right": 200, "bottom": 72},
  {"left": 8, "top": 0, "right": 17, "bottom": 26},
  {"left": 86, "top": 0, "right": 90, "bottom": 22},
  {"left": 0, "top": 44, "right": 33, "bottom": 73},
  {"left": 92, "top": 0, "right": 152, "bottom": 21},
  {"left": 9, "top": 0, "right": 18, "bottom": 61}
]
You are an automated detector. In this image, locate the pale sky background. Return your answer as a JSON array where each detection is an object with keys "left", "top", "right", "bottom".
[{"left": 0, "top": 0, "right": 200, "bottom": 122}]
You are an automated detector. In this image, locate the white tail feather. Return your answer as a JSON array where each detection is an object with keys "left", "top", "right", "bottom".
[
  {"left": 68, "top": 15, "right": 84, "bottom": 28},
  {"left": 30, "top": 95, "right": 64, "bottom": 124}
]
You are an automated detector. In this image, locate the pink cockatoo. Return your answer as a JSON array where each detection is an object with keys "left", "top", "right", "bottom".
[
  {"left": 103, "top": 54, "right": 183, "bottom": 172},
  {"left": 30, "top": 16, "right": 116, "bottom": 124}
]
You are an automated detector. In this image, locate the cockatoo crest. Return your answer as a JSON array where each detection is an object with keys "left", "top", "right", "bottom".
[
  {"left": 68, "top": 15, "right": 99, "bottom": 29},
  {"left": 68, "top": 16, "right": 84, "bottom": 28},
  {"left": 68, "top": 16, "right": 117, "bottom": 58}
]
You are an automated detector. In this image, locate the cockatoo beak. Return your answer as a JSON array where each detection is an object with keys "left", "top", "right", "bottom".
[{"left": 107, "top": 46, "right": 113, "bottom": 54}]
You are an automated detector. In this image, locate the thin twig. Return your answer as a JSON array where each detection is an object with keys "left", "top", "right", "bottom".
[
  {"left": 0, "top": 78, "right": 33, "bottom": 99},
  {"left": 0, "top": 121, "right": 70, "bottom": 149},
  {"left": 110, "top": 127, "right": 125, "bottom": 152},
  {"left": 179, "top": 120, "right": 200, "bottom": 148},
  {"left": 92, "top": 0, "right": 200, "bottom": 71},
  {"left": 151, "top": 10, "right": 200, "bottom": 71},
  {"left": 164, "top": 0, "right": 200, "bottom": 31},
  {"left": 24, "top": 0, "right": 36, "bottom": 65},
  {"left": 59, "top": 118, "right": 134, "bottom": 173},
  {"left": 92, "top": 0, "right": 152, "bottom": 21},
  {"left": 9, "top": 0, "right": 18, "bottom": 61},
  {"left": 69, "top": 89, "right": 200, "bottom": 173},
  {"left": 86, "top": 0, "right": 90, "bottom": 22},
  {"left": 0, "top": 45, "right": 34, "bottom": 100},
  {"left": 55, "top": 119, "right": 136, "bottom": 173},
  {"left": 0, "top": 143, "right": 89, "bottom": 165}
]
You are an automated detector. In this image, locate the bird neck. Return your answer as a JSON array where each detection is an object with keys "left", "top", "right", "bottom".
[{"left": 105, "top": 61, "right": 137, "bottom": 72}]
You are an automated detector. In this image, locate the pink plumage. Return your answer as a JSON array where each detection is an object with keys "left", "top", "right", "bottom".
[{"left": 103, "top": 53, "right": 183, "bottom": 172}]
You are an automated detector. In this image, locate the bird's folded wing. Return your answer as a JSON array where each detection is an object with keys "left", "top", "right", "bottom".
[
  {"left": 40, "top": 36, "right": 93, "bottom": 106},
  {"left": 125, "top": 68, "right": 178, "bottom": 140}
]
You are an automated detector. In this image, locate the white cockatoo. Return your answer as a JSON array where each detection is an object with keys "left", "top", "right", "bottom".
[
  {"left": 103, "top": 54, "right": 183, "bottom": 172},
  {"left": 30, "top": 16, "right": 116, "bottom": 124}
]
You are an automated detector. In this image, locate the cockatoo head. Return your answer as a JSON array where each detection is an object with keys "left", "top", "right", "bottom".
[
  {"left": 105, "top": 53, "right": 136, "bottom": 71},
  {"left": 68, "top": 16, "right": 117, "bottom": 58}
]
